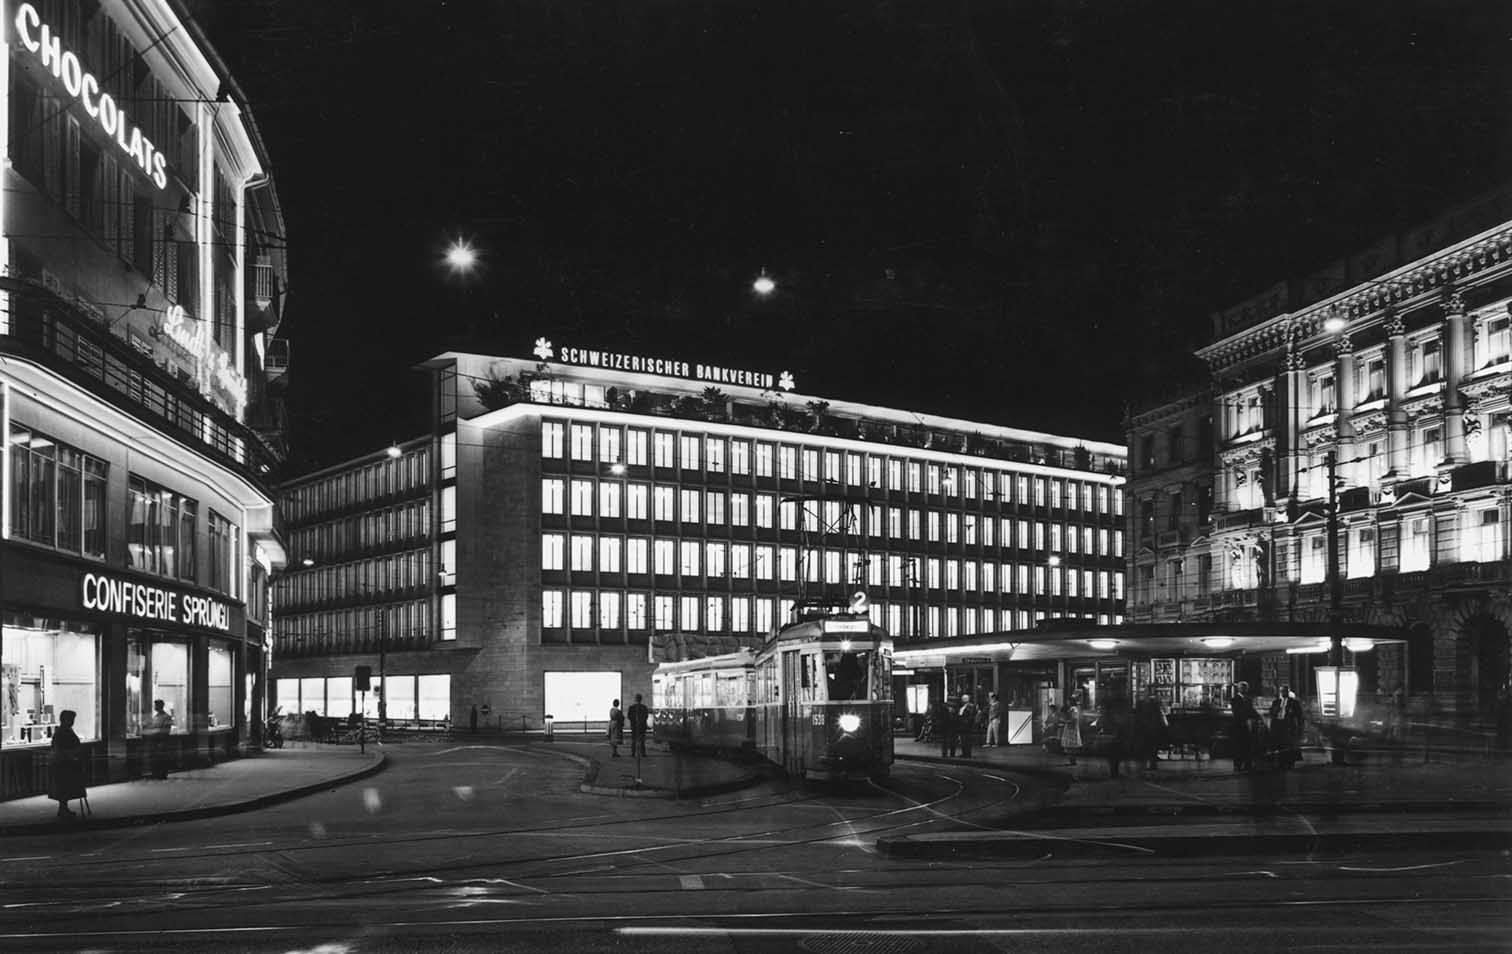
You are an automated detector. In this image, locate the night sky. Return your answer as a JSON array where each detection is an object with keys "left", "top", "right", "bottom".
[{"left": 197, "top": 0, "right": 1512, "bottom": 474}]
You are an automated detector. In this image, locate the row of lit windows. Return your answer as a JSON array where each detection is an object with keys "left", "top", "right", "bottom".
[
  {"left": 282, "top": 447, "right": 432, "bottom": 523},
  {"left": 540, "top": 422, "right": 1122, "bottom": 513},
  {"left": 277, "top": 550, "right": 434, "bottom": 609},
  {"left": 278, "top": 595, "right": 455, "bottom": 646},
  {"left": 289, "top": 500, "right": 431, "bottom": 564},
  {"left": 540, "top": 533, "right": 1125, "bottom": 598},
  {"left": 541, "top": 589, "right": 1123, "bottom": 637},
  {"left": 542, "top": 479, "right": 1124, "bottom": 555}
]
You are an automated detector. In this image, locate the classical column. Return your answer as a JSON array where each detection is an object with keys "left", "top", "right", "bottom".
[
  {"left": 1279, "top": 343, "right": 1306, "bottom": 505},
  {"left": 1443, "top": 288, "right": 1469, "bottom": 465},
  {"left": 1384, "top": 311, "right": 1409, "bottom": 476},
  {"left": 1334, "top": 332, "right": 1357, "bottom": 465}
]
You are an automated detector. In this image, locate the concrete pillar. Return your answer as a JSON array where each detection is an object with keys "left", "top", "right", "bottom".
[
  {"left": 1385, "top": 312, "right": 1409, "bottom": 476},
  {"left": 1443, "top": 288, "right": 1469, "bottom": 465}
]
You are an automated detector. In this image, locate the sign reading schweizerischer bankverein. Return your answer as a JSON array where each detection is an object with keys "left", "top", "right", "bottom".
[{"left": 544, "top": 340, "right": 794, "bottom": 391}]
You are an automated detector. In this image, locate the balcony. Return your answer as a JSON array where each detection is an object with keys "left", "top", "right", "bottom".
[{"left": 0, "top": 278, "right": 281, "bottom": 487}]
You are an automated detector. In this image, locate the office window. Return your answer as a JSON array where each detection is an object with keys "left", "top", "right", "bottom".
[
  {"left": 888, "top": 459, "right": 902, "bottom": 490},
  {"left": 570, "top": 425, "right": 594, "bottom": 461},
  {"left": 706, "top": 542, "right": 727, "bottom": 578},
  {"left": 571, "top": 535, "right": 594, "bottom": 572},
  {"left": 847, "top": 454, "right": 863, "bottom": 486},
  {"left": 867, "top": 556, "right": 882, "bottom": 586},
  {"left": 888, "top": 507, "right": 902, "bottom": 538},
  {"left": 541, "top": 422, "right": 564, "bottom": 458},
  {"left": 626, "top": 484, "right": 649, "bottom": 520},
  {"left": 756, "top": 494, "right": 774, "bottom": 528},
  {"left": 778, "top": 446, "right": 797, "bottom": 479},
  {"left": 653, "top": 486, "right": 675, "bottom": 521},
  {"left": 1416, "top": 425, "right": 1443, "bottom": 476},
  {"left": 982, "top": 517, "right": 994, "bottom": 547},
  {"left": 731, "top": 493, "right": 750, "bottom": 527},
  {"left": 599, "top": 592, "right": 621, "bottom": 630},
  {"left": 627, "top": 538, "right": 649, "bottom": 574},
  {"left": 1034, "top": 478, "right": 1046, "bottom": 506},
  {"left": 982, "top": 562, "right": 995, "bottom": 592},
  {"left": 755, "top": 443, "right": 774, "bottom": 477},
  {"left": 731, "top": 544, "right": 751, "bottom": 579},
  {"left": 823, "top": 500, "right": 841, "bottom": 532},
  {"left": 599, "top": 482, "right": 622, "bottom": 518},
  {"left": 732, "top": 597, "right": 751, "bottom": 633},
  {"left": 542, "top": 590, "right": 564, "bottom": 628},
  {"left": 680, "top": 596, "right": 699, "bottom": 630},
  {"left": 570, "top": 592, "right": 594, "bottom": 628},
  {"left": 208, "top": 511, "right": 237, "bottom": 596},
  {"left": 868, "top": 505, "right": 883, "bottom": 538},
  {"left": 780, "top": 500, "right": 798, "bottom": 530},
  {"left": 655, "top": 596, "right": 675, "bottom": 631},
  {"left": 680, "top": 435, "right": 700, "bottom": 470},
  {"left": 824, "top": 550, "right": 842, "bottom": 584},
  {"left": 1468, "top": 508, "right": 1503, "bottom": 563},
  {"left": 946, "top": 559, "right": 959, "bottom": 590},
  {"left": 542, "top": 478, "right": 565, "bottom": 514},
  {"left": 804, "top": 547, "right": 821, "bottom": 583},
  {"left": 824, "top": 451, "right": 841, "bottom": 483},
  {"left": 654, "top": 433, "right": 675, "bottom": 468},
  {"left": 868, "top": 457, "right": 882, "bottom": 488},
  {"left": 779, "top": 547, "right": 798, "bottom": 581},
  {"left": 1050, "top": 524, "right": 1062, "bottom": 552},
  {"left": 706, "top": 493, "right": 726, "bottom": 525},
  {"left": 802, "top": 449, "right": 819, "bottom": 481},
  {"left": 927, "top": 512, "right": 940, "bottom": 542},
  {"left": 654, "top": 540, "right": 675, "bottom": 575},
  {"left": 706, "top": 437, "right": 725, "bottom": 472},
  {"left": 541, "top": 534, "right": 566, "bottom": 570},
  {"left": 926, "top": 464, "right": 941, "bottom": 494},
  {"left": 908, "top": 510, "right": 921, "bottom": 540},
  {"left": 1419, "top": 338, "right": 1442, "bottom": 385},
  {"left": 599, "top": 537, "right": 622, "bottom": 573},
  {"left": 1035, "top": 523, "right": 1046, "bottom": 551},
  {"left": 927, "top": 558, "right": 941, "bottom": 589},
  {"left": 568, "top": 480, "right": 593, "bottom": 517},
  {"left": 1067, "top": 482, "right": 1079, "bottom": 511},
  {"left": 946, "top": 513, "right": 959, "bottom": 544},
  {"left": 1401, "top": 516, "right": 1433, "bottom": 572},
  {"left": 732, "top": 440, "right": 750, "bottom": 474},
  {"left": 756, "top": 599, "right": 775, "bottom": 634},
  {"left": 964, "top": 560, "right": 977, "bottom": 591},
  {"left": 888, "top": 555, "right": 903, "bottom": 586},
  {"left": 626, "top": 428, "right": 648, "bottom": 466},
  {"left": 706, "top": 596, "right": 725, "bottom": 632},
  {"left": 681, "top": 489, "right": 702, "bottom": 523},
  {"left": 1483, "top": 316, "right": 1512, "bottom": 368},
  {"left": 964, "top": 514, "right": 977, "bottom": 545},
  {"left": 627, "top": 594, "right": 647, "bottom": 630},
  {"left": 680, "top": 541, "right": 700, "bottom": 576},
  {"left": 756, "top": 545, "right": 774, "bottom": 580},
  {"left": 1049, "top": 480, "right": 1062, "bottom": 509},
  {"left": 963, "top": 469, "right": 977, "bottom": 499},
  {"left": 907, "top": 462, "right": 921, "bottom": 493},
  {"left": 1348, "top": 527, "right": 1375, "bottom": 578},
  {"left": 599, "top": 427, "right": 621, "bottom": 466}
]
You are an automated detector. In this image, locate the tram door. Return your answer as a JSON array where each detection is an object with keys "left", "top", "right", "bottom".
[{"left": 782, "top": 650, "right": 804, "bottom": 776}]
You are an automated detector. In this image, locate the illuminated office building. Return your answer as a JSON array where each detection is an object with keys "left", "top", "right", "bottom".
[
  {"left": 270, "top": 347, "right": 1126, "bottom": 729},
  {"left": 1127, "top": 191, "right": 1512, "bottom": 720},
  {"left": 0, "top": 1, "right": 290, "bottom": 798}
]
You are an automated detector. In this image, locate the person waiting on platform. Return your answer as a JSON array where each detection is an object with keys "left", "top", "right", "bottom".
[{"left": 984, "top": 692, "right": 1003, "bottom": 747}]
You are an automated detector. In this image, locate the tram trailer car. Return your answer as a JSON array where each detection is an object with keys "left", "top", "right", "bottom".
[{"left": 652, "top": 615, "right": 894, "bottom": 782}]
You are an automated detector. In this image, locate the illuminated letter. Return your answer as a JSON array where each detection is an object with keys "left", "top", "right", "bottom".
[
  {"left": 80, "top": 74, "right": 99, "bottom": 117},
  {"left": 81, "top": 573, "right": 97, "bottom": 610},
  {"left": 152, "top": 151, "right": 168, "bottom": 190},
  {"left": 128, "top": 126, "right": 147, "bottom": 170},
  {"left": 101, "top": 95, "right": 121, "bottom": 140},
  {"left": 15, "top": 4, "right": 40, "bottom": 53},
  {"left": 39, "top": 24, "right": 63, "bottom": 78},
  {"left": 59, "top": 51, "right": 83, "bottom": 97}
]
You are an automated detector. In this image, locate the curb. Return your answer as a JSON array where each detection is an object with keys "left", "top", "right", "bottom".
[
  {"left": 875, "top": 826, "right": 1512, "bottom": 860},
  {"left": 0, "top": 751, "right": 389, "bottom": 837}
]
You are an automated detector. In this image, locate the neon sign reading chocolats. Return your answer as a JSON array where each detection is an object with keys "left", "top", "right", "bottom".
[{"left": 13, "top": 3, "right": 170, "bottom": 189}]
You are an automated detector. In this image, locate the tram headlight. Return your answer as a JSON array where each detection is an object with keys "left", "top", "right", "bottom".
[{"left": 838, "top": 713, "right": 861, "bottom": 734}]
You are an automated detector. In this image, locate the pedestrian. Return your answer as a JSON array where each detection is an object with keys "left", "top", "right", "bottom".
[
  {"left": 608, "top": 698, "right": 626, "bottom": 757},
  {"left": 147, "top": 698, "right": 173, "bottom": 779},
  {"left": 985, "top": 692, "right": 1002, "bottom": 747},
  {"left": 1131, "top": 688, "right": 1168, "bottom": 770},
  {"left": 470, "top": 704, "right": 478, "bottom": 734},
  {"left": 627, "top": 693, "right": 649, "bottom": 758},
  {"left": 957, "top": 694, "right": 978, "bottom": 758},
  {"left": 49, "top": 709, "right": 86, "bottom": 819},
  {"left": 935, "top": 696, "right": 957, "bottom": 757},
  {"left": 1098, "top": 698, "right": 1132, "bottom": 778},
  {"left": 1268, "top": 684, "right": 1305, "bottom": 767},
  {"left": 1058, "top": 700, "right": 1082, "bottom": 765},
  {"left": 1230, "top": 681, "right": 1256, "bottom": 772}
]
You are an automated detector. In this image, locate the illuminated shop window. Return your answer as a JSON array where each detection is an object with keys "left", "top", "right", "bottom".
[
  {"left": 2, "top": 615, "right": 99, "bottom": 746},
  {"left": 417, "top": 675, "right": 451, "bottom": 721}
]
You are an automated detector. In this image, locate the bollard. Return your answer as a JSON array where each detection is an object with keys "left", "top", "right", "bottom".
[{"left": 543, "top": 714, "right": 554, "bottom": 742}]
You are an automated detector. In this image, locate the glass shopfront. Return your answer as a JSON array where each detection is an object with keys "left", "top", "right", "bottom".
[
  {"left": 207, "top": 641, "right": 233, "bottom": 730},
  {"left": 1, "top": 613, "right": 99, "bottom": 745}
]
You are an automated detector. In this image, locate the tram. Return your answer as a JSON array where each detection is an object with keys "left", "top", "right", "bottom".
[{"left": 652, "top": 601, "right": 894, "bottom": 782}]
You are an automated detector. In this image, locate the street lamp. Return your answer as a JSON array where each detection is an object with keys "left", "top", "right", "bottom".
[
  {"left": 752, "top": 269, "right": 776, "bottom": 296},
  {"left": 444, "top": 239, "right": 479, "bottom": 275}
]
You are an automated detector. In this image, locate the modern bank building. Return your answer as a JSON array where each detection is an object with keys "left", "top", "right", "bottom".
[
  {"left": 0, "top": 0, "right": 291, "bottom": 799},
  {"left": 269, "top": 345, "right": 1128, "bottom": 734}
]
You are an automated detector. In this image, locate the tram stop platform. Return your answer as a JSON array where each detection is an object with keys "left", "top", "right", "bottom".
[{"left": 552, "top": 736, "right": 767, "bottom": 799}]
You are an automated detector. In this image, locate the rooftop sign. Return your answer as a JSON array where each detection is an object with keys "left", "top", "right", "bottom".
[{"left": 534, "top": 337, "right": 795, "bottom": 391}]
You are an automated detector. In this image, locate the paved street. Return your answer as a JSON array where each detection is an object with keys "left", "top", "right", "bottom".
[{"left": 0, "top": 738, "right": 1507, "bottom": 953}]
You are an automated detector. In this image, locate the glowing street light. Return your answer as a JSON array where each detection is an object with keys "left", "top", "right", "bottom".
[
  {"left": 752, "top": 269, "right": 775, "bottom": 296},
  {"left": 444, "top": 239, "right": 479, "bottom": 274},
  {"left": 386, "top": 444, "right": 403, "bottom": 459}
]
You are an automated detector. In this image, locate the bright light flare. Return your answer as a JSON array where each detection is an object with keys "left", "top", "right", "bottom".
[
  {"left": 753, "top": 272, "right": 775, "bottom": 296},
  {"left": 838, "top": 713, "right": 861, "bottom": 733},
  {"left": 445, "top": 239, "right": 479, "bottom": 274}
]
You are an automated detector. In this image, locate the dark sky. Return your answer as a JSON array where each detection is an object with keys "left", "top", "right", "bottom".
[{"left": 197, "top": 0, "right": 1512, "bottom": 473}]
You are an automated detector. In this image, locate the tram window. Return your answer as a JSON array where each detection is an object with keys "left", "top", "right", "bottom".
[{"left": 825, "top": 651, "right": 869, "bottom": 701}]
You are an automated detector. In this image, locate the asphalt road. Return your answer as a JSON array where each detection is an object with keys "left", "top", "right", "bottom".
[{"left": 2, "top": 742, "right": 1506, "bottom": 954}]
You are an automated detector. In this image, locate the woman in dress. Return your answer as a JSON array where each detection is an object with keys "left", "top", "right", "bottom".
[
  {"left": 607, "top": 698, "right": 625, "bottom": 758},
  {"left": 1057, "top": 700, "right": 1083, "bottom": 765}
]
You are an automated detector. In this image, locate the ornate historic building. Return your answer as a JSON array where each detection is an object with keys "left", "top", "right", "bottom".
[{"left": 1129, "top": 194, "right": 1512, "bottom": 723}]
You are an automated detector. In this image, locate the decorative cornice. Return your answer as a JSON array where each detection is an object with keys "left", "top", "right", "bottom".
[
  {"left": 1384, "top": 311, "right": 1407, "bottom": 338},
  {"left": 1334, "top": 334, "right": 1355, "bottom": 357}
]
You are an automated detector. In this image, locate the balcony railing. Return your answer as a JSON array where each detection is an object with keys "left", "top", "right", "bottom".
[{"left": 0, "top": 278, "right": 282, "bottom": 487}]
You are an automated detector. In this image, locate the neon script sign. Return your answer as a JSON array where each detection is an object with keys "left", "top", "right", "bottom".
[
  {"left": 13, "top": 3, "right": 170, "bottom": 190},
  {"left": 162, "top": 305, "right": 247, "bottom": 407}
]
